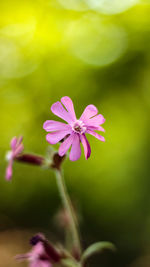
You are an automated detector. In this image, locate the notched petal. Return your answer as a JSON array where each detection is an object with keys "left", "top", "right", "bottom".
[
  {"left": 43, "top": 120, "right": 69, "bottom": 132},
  {"left": 69, "top": 134, "right": 81, "bottom": 161},
  {"left": 80, "top": 104, "right": 98, "bottom": 122},
  {"left": 61, "top": 96, "right": 76, "bottom": 122},
  {"left": 51, "top": 101, "right": 73, "bottom": 124},
  {"left": 86, "top": 129, "right": 105, "bottom": 142}
]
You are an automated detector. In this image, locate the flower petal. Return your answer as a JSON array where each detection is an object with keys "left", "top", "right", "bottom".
[
  {"left": 69, "top": 133, "right": 81, "bottom": 161},
  {"left": 17, "top": 136, "right": 23, "bottom": 145},
  {"left": 87, "top": 126, "right": 105, "bottom": 132},
  {"left": 46, "top": 130, "right": 72, "bottom": 144},
  {"left": 51, "top": 101, "right": 73, "bottom": 124},
  {"left": 43, "top": 120, "right": 70, "bottom": 132},
  {"left": 39, "top": 261, "right": 52, "bottom": 267},
  {"left": 5, "top": 160, "right": 13, "bottom": 181},
  {"left": 25, "top": 258, "right": 51, "bottom": 267},
  {"left": 61, "top": 96, "right": 76, "bottom": 121},
  {"left": 10, "top": 137, "right": 17, "bottom": 150},
  {"left": 29, "top": 261, "right": 40, "bottom": 267},
  {"left": 86, "top": 129, "right": 105, "bottom": 142},
  {"left": 80, "top": 105, "right": 98, "bottom": 122},
  {"left": 15, "top": 253, "right": 31, "bottom": 261},
  {"left": 59, "top": 133, "right": 74, "bottom": 156},
  {"left": 14, "top": 143, "right": 24, "bottom": 157},
  {"left": 30, "top": 260, "right": 51, "bottom": 267},
  {"left": 86, "top": 114, "right": 105, "bottom": 126},
  {"left": 80, "top": 134, "right": 91, "bottom": 160}
]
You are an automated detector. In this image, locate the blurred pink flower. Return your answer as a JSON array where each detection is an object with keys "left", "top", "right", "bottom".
[
  {"left": 5, "top": 136, "right": 24, "bottom": 180},
  {"left": 43, "top": 96, "right": 105, "bottom": 161},
  {"left": 16, "top": 234, "right": 61, "bottom": 267},
  {"left": 16, "top": 242, "right": 52, "bottom": 267}
]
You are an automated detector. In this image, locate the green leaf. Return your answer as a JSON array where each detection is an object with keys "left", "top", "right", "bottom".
[{"left": 81, "top": 241, "right": 116, "bottom": 264}]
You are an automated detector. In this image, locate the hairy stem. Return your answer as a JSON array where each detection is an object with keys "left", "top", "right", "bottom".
[{"left": 55, "top": 169, "right": 82, "bottom": 257}]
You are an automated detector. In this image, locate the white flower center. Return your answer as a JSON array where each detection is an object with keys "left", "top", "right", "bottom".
[
  {"left": 72, "top": 120, "right": 86, "bottom": 134},
  {"left": 5, "top": 151, "right": 13, "bottom": 161}
]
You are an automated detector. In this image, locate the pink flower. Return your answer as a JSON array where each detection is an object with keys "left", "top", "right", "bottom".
[
  {"left": 5, "top": 136, "right": 24, "bottom": 180},
  {"left": 16, "top": 242, "right": 52, "bottom": 267},
  {"left": 16, "top": 234, "right": 61, "bottom": 267},
  {"left": 43, "top": 96, "right": 105, "bottom": 161}
]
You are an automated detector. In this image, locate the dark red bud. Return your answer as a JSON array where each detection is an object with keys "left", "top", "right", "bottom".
[
  {"left": 16, "top": 154, "right": 44, "bottom": 165},
  {"left": 51, "top": 153, "right": 66, "bottom": 170},
  {"left": 43, "top": 240, "right": 61, "bottom": 263}
]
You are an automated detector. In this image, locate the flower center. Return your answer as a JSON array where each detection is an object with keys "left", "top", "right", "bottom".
[
  {"left": 72, "top": 120, "right": 86, "bottom": 134},
  {"left": 5, "top": 151, "right": 13, "bottom": 161}
]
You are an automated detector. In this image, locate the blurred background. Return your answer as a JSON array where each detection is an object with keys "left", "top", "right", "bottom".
[{"left": 0, "top": 0, "right": 150, "bottom": 266}]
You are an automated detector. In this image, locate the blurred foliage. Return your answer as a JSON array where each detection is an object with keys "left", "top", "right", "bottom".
[{"left": 0, "top": 0, "right": 150, "bottom": 266}]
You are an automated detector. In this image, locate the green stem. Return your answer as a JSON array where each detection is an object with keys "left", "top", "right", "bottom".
[{"left": 55, "top": 169, "right": 82, "bottom": 257}]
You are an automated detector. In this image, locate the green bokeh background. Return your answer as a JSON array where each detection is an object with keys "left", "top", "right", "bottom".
[{"left": 0, "top": 0, "right": 150, "bottom": 266}]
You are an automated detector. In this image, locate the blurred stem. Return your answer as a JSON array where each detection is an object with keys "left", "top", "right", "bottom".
[{"left": 55, "top": 169, "right": 82, "bottom": 257}]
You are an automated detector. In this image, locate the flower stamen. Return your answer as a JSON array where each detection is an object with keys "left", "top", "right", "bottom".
[{"left": 72, "top": 120, "right": 86, "bottom": 134}]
